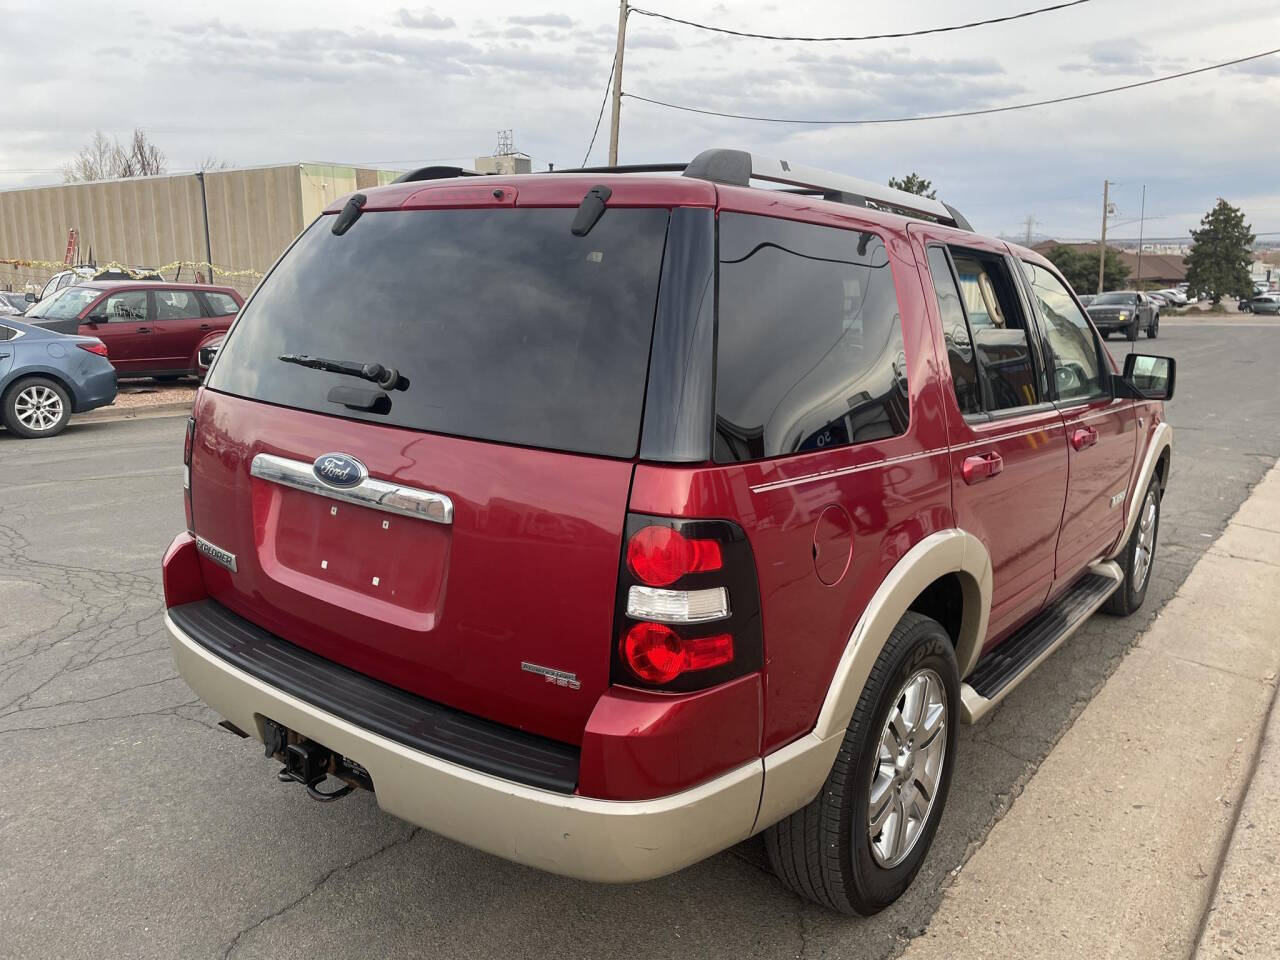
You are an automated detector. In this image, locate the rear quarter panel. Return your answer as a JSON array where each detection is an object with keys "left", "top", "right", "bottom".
[{"left": 630, "top": 195, "right": 953, "bottom": 751}]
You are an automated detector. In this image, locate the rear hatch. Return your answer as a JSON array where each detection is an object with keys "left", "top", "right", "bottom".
[{"left": 192, "top": 200, "right": 672, "bottom": 745}]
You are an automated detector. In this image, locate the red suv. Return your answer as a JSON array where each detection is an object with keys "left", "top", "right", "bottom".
[
  {"left": 24, "top": 280, "right": 242, "bottom": 379},
  {"left": 163, "top": 151, "right": 1174, "bottom": 914}
]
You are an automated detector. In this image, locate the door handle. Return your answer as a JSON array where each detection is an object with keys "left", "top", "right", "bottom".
[
  {"left": 1071, "top": 426, "right": 1099, "bottom": 451},
  {"left": 199, "top": 323, "right": 211, "bottom": 331},
  {"left": 136, "top": 326, "right": 152, "bottom": 334},
  {"left": 961, "top": 452, "right": 1004, "bottom": 485}
]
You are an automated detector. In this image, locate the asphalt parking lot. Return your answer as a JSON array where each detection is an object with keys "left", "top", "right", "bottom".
[{"left": 2, "top": 319, "right": 1278, "bottom": 960}]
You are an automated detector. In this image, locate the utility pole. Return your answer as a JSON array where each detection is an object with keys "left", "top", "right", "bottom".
[
  {"left": 1135, "top": 184, "right": 1146, "bottom": 289},
  {"left": 607, "top": 0, "right": 628, "bottom": 165},
  {"left": 1097, "top": 179, "right": 1111, "bottom": 295}
]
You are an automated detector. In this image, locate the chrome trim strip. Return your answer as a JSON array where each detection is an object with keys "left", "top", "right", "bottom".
[{"left": 249, "top": 453, "right": 454, "bottom": 525}]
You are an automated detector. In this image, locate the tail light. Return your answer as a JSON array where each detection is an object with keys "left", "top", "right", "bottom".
[
  {"left": 182, "top": 416, "right": 195, "bottom": 533},
  {"left": 613, "top": 514, "right": 762, "bottom": 692},
  {"left": 77, "top": 340, "right": 109, "bottom": 357}
]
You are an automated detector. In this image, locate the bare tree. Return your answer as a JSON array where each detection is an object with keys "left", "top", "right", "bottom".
[
  {"left": 62, "top": 129, "right": 167, "bottom": 182},
  {"left": 197, "top": 156, "right": 236, "bottom": 172},
  {"left": 63, "top": 131, "right": 118, "bottom": 183}
]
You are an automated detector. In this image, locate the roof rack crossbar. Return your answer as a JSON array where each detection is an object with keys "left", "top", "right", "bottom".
[
  {"left": 682, "top": 148, "right": 968, "bottom": 230},
  {"left": 549, "top": 163, "right": 689, "bottom": 175}
]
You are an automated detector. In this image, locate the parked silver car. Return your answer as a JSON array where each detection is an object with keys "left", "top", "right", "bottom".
[{"left": 1250, "top": 294, "right": 1280, "bottom": 315}]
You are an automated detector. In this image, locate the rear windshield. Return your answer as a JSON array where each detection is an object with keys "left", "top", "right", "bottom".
[{"left": 207, "top": 207, "right": 669, "bottom": 458}]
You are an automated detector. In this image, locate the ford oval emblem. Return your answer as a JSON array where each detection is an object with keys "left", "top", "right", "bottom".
[{"left": 313, "top": 453, "right": 366, "bottom": 488}]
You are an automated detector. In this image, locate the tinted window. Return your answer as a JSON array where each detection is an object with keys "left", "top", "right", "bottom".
[
  {"left": 0, "top": 324, "right": 13, "bottom": 341},
  {"left": 102, "top": 290, "right": 148, "bottom": 322},
  {"left": 155, "top": 290, "right": 202, "bottom": 320},
  {"left": 925, "top": 246, "right": 981, "bottom": 416},
  {"left": 1022, "top": 261, "right": 1105, "bottom": 402},
  {"left": 714, "top": 213, "right": 909, "bottom": 463},
  {"left": 203, "top": 292, "right": 239, "bottom": 316},
  {"left": 1094, "top": 292, "right": 1138, "bottom": 305},
  {"left": 208, "top": 208, "right": 668, "bottom": 459},
  {"left": 950, "top": 253, "right": 1039, "bottom": 411}
]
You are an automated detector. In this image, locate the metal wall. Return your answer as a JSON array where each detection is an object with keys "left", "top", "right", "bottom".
[{"left": 0, "top": 163, "right": 395, "bottom": 295}]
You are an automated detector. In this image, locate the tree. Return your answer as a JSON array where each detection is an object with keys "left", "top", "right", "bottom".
[
  {"left": 197, "top": 156, "right": 236, "bottom": 172},
  {"left": 1184, "top": 199, "right": 1254, "bottom": 303},
  {"left": 1042, "top": 243, "right": 1130, "bottom": 294},
  {"left": 63, "top": 129, "right": 167, "bottom": 182},
  {"left": 888, "top": 173, "right": 936, "bottom": 198}
]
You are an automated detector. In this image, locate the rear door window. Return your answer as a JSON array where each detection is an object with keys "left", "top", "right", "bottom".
[
  {"left": 925, "top": 246, "right": 982, "bottom": 416},
  {"left": 207, "top": 208, "right": 669, "bottom": 459},
  {"left": 948, "top": 251, "right": 1041, "bottom": 412},
  {"left": 713, "top": 213, "right": 909, "bottom": 462}
]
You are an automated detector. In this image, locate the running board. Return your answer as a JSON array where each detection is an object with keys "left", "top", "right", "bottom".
[{"left": 960, "top": 562, "right": 1122, "bottom": 724}]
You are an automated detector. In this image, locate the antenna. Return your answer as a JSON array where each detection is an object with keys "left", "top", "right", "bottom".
[{"left": 494, "top": 129, "right": 514, "bottom": 158}]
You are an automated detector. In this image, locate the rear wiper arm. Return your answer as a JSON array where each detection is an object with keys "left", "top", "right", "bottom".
[{"left": 278, "top": 354, "right": 406, "bottom": 390}]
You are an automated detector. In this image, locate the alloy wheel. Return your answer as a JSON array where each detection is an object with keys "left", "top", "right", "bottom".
[
  {"left": 868, "top": 668, "right": 948, "bottom": 868},
  {"left": 14, "top": 384, "right": 64, "bottom": 432},
  {"left": 1133, "top": 488, "right": 1158, "bottom": 590}
]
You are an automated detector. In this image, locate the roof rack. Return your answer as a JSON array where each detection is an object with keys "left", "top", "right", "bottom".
[
  {"left": 392, "top": 165, "right": 484, "bottom": 184},
  {"left": 385, "top": 151, "right": 972, "bottom": 230},
  {"left": 682, "top": 149, "right": 971, "bottom": 230}
]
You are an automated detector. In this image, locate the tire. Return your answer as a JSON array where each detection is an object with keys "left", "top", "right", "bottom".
[
  {"left": 2, "top": 376, "right": 72, "bottom": 438},
  {"left": 1103, "top": 477, "right": 1161, "bottom": 616},
  {"left": 765, "top": 612, "right": 959, "bottom": 915},
  {"left": 1147, "top": 314, "right": 1159, "bottom": 339}
]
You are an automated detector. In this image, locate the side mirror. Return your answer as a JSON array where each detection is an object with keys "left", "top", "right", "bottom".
[
  {"left": 1121, "top": 354, "right": 1175, "bottom": 400},
  {"left": 24, "top": 292, "right": 37, "bottom": 303},
  {"left": 84, "top": 314, "right": 107, "bottom": 325}
]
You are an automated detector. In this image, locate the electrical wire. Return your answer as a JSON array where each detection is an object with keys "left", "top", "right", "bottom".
[
  {"left": 623, "top": 48, "right": 1280, "bottom": 125},
  {"left": 629, "top": 0, "right": 1093, "bottom": 42},
  {"left": 581, "top": 56, "right": 618, "bottom": 167}
]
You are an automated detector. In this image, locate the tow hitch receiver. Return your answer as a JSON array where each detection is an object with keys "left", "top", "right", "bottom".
[{"left": 263, "top": 718, "right": 358, "bottom": 803}]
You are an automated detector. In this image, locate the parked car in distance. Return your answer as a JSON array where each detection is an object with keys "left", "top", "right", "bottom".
[
  {"left": 34, "top": 265, "right": 164, "bottom": 303},
  {"left": 0, "top": 291, "right": 30, "bottom": 315},
  {"left": 1087, "top": 290, "right": 1159, "bottom": 339},
  {"left": 0, "top": 315, "right": 116, "bottom": 437},
  {"left": 23, "top": 281, "right": 242, "bottom": 379},
  {"left": 162, "top": 149, "right": 1175, "bottom": 916},
  {"left": 196, "top": 334, "right": 224, "bottom": 378},
  {"left": 1156, "top": 288, "right": 1187, "bottom": 307},
  {"left": 1145, "top": 292, "right": 1170, "bottom": 309},
  {"left": 1250, "top": 294, "right": 1280, "bottom": 315}
]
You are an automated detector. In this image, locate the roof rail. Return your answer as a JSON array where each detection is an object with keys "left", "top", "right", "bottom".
[
  {"left": 549, "top": 163, "right": 689, "bottom": 175},
  {"left": 391, "top": 165, "right": 485, "bottom": 184},
  {"left": 683, "top": 148, "right": 969, "bottom": 230}
]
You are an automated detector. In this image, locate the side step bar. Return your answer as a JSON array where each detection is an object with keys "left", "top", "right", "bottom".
[{"left": 960, "top": 562, "right": 1122, "bottom": 723}]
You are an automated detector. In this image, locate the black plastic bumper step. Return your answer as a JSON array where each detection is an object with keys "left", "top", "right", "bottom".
[
  {"left": 967, "top": 572, "right": 1118, "bottom": 700},
  {"left": 169, "top": 599, "right": 580, "bottom": 794}
]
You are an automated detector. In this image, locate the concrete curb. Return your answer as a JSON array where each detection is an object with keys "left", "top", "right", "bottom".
[
  {"left": 902, "top": 461, "right": 1280, "bottom": 960},
  {"left": 74, "top": 400, "right": 192, "bottom": 424}
]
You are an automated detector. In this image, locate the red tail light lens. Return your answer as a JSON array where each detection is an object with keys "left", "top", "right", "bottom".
[
  {"left": 626, "top": 525, "right": 723, "bottom": 587},
  {"left": 621, "top": 622, "right": 734, "bottom": 684},
  {"left": 183, "top": 417, "right": 195, "bottom": 467},
  {"left": 77, "top": 340, "right": 108, "bottom": 357}
]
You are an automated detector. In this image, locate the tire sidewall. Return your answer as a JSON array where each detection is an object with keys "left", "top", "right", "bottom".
[
  {"left": 3, "top": 376, "right": 71, "bottom": 438},
  {"left": 840, "top": 625, "right": 959, "bottom": 911},
  {"left": 1123, "top": 480, "right": 1161, "bottom": 608}
]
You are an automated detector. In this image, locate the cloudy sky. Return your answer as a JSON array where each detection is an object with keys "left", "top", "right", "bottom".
[{"left": 2, "top": 0, "right": 1278, "bottom": 240}]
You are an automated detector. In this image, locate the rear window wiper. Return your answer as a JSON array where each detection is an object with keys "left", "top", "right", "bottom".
[{"left": 279, "top": 353, "right": 406, "bottom": 390}]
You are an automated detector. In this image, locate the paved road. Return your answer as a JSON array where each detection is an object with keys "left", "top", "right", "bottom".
[{"left": 2, "top": 322, "right": 1278, "bottom": 960}]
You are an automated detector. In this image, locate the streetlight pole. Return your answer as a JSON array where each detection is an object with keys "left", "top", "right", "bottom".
[
  {"left": 607, "top": 0, "right": 628, "bottom": 165},
  {"left": 1097, "top": 179, "right": 1110, "bottom": 295},
  {"left": 1135, "top": 185, "right": 1146, "bottom": 289}
]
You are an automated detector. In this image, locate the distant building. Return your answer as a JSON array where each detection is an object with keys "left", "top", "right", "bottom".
[
  {"left": 0, "top": 163, "right": 399, "bottom": 295},
  {"left": 473, "top": 153, "right": 532, "bottom": 175},
  {"left": 1032, "top": 241, "right": 1187, "bottom": 287}
]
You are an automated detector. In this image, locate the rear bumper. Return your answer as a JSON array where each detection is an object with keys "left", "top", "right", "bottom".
[
  {"left": 72, "top": 364, "right": 117, "bottom": 412},
  {"left": 167, "top": 612, "right": 764, "bottom": 882}
]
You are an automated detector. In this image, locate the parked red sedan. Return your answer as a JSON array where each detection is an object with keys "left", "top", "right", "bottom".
[{"left": 24, "top": 281, "right": 242, "bottom": 379}]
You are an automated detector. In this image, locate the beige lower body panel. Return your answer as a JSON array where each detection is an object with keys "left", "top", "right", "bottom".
[{"left": 168, "top": 615, "right": 763, "bottom": 883}]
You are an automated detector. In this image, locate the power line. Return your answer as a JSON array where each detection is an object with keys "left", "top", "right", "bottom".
[
  {"left": 630, "top": 0, "right": 1093, "bottom": 42},
  {"left": 582, "top": 56, "right": 617, "bottom": 167},
  {"left": 623, "top": 47, "right": 1280, "bottom": 124}
]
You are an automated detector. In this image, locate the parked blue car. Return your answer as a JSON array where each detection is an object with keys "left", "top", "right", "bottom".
[{"left": 0, "top": 316, "right": 117, "bottom": 438}]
